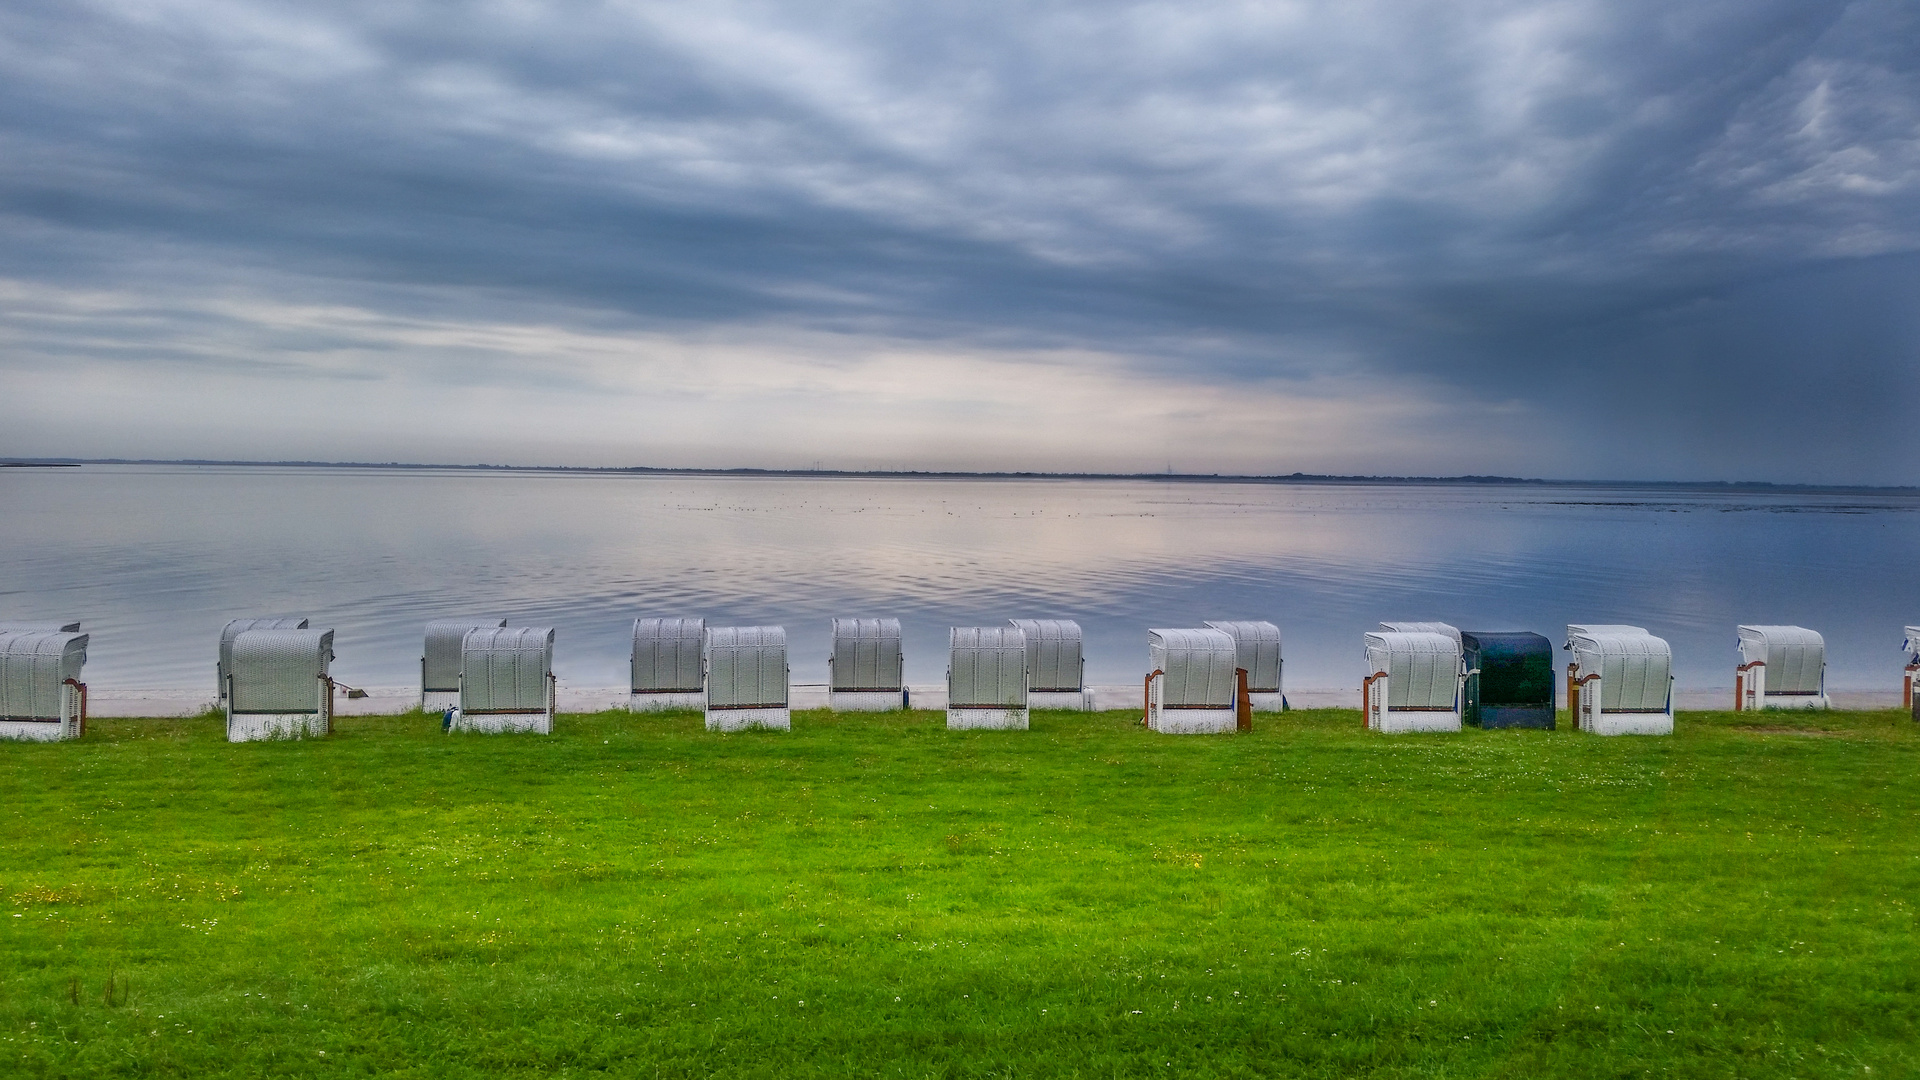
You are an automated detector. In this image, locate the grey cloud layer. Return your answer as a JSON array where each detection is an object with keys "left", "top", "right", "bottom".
[{"left": 1, "top": 0, "right": 1915, "bottom": 478}]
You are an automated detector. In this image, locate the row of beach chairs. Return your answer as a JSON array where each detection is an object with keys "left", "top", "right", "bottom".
[{"left": 0, "top": 618, "right": 1900, "bottom": 743}]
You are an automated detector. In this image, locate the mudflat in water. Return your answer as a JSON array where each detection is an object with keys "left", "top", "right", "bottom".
[{"left": 1, "top": 465, "right": 1914, "bottom": 690}]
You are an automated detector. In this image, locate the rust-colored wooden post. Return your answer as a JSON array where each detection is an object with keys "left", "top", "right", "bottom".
[
  {"left": 1735, "top": 661, "right": 1764, "bottom": 712},
  {"left": 1360, "top": 672, "right": 1386, "bottom": 729},
  {"left": 65, "top": 678, "right": 86, "bottom": 737}
]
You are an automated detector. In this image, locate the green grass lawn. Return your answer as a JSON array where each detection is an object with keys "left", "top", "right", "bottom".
[{"left": 2, "top": 707, "right": 1915, "bottom": 1078}]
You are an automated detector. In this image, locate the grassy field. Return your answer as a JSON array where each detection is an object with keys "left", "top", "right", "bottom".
[{"left": 1, "top": 706, "right": 1915, "bottom": 1079}]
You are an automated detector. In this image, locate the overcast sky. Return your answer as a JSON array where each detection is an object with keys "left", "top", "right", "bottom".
[{"left": 2, "top": 1, "right": 1915, "bottom": 482}]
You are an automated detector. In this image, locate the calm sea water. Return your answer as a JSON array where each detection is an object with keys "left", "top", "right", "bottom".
[{"left": 1, "top": 464, "right": 1915, "bottom": 690}]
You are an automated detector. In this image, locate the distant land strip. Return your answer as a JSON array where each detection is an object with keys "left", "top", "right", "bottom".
[{"left": 1, "top": 458, "right": 1915, "bottom": 494}]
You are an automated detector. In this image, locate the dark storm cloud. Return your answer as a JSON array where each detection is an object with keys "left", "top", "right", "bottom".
[{"left": 0, "top": 0, "right": 1915, "bottom": 478}]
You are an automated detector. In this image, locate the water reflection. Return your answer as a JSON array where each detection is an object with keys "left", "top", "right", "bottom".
[{"left": 0, "top": 465, "right": 1914, "bottom": 689}]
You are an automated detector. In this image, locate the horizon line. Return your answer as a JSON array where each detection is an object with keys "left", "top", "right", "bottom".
[{"left": 3, "top": 457, "right": 1915, "bottom": 493}]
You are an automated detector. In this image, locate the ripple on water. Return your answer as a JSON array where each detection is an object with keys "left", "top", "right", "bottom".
[{"left": 0, "top": 466, "right": 1912, "bottom": 689}]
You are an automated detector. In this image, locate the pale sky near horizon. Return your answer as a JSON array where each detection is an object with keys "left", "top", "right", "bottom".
[{"left": 1, "top": 1, "right": 1916, "bottom": 482}]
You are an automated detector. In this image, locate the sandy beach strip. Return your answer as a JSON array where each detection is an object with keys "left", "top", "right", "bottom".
[{"left": 73, "top": 684, "right": 1901, "bottom": 718}]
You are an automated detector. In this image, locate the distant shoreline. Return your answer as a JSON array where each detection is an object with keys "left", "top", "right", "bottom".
[{"left": 1, "top": 457, "right": 1914, "bottom": 495}]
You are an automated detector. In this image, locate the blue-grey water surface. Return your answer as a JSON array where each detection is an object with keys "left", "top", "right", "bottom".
[{"left": 1, "top": 465, "right": 1915, "bottom": 691}]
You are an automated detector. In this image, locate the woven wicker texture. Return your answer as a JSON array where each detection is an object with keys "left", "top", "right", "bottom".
[
  {"left": 229, "top": 629, "right": 332, "bottom": 714},
  {"left": 0, "top": 630, "right": 87, "bottom": 719},
  {"left": 948, "top": 627, "right": 1027, "bottom": 708},
  {"left": 830, "top": 618, "right": 903, "bottom": 692},
  {"left": 459, "top": 627, "right": 554, "bottom": 712},
  {"left": 631, "top": 617, "right": 705, "bottom": 693}
]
